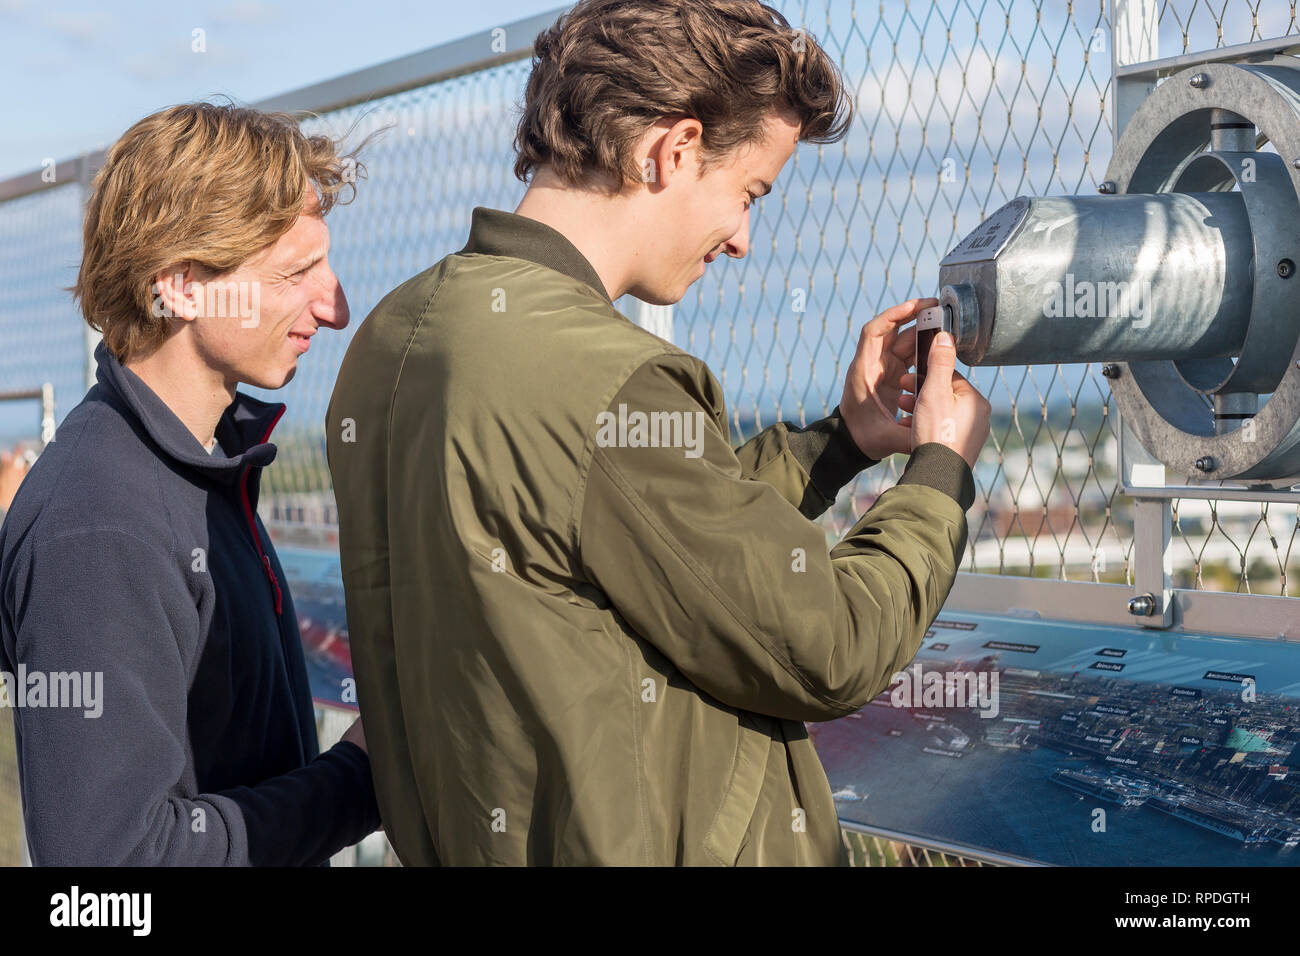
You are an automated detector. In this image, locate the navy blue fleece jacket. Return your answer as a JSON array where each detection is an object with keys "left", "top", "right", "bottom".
[{"left": 0, "top": 342, "right": 381, "bottom": 865}]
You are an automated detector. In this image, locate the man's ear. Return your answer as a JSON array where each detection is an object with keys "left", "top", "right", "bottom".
[
  {"left": 151, "top": 263, "right": 201, "bottom": 322},
  {"left": 649, "top": 116, "right": 704, "bottom": 189}
]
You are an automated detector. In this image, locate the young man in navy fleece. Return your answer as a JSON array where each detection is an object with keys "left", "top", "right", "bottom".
[{"left": 0, "top": 103, "right": 381, "bottom": 865}]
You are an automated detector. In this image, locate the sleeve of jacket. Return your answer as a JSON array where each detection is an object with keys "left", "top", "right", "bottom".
[
  {"left": 577, "top": 353, "right": 976, "bottom": 722},
  {"left": 732, "top": 407, "right": 879, "bottom": 520},
  {"left": 7, "top": 528, "right": 379, "bottom": 866}
]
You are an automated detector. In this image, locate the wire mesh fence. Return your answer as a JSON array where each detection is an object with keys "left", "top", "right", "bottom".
[
  {"left": 194, "top": 0, "right": 1300, "bottom": 599},
  {"left": 1161, "top": 0, "right": 1299, "bottom": 50},
  {"left": 0, "top": 183, "right": 87, "bottom": 451},
  {"left": 250, "top": 57, "right": 541, "bottom": 519},
  {"left": 3, "top": 0, "right": 1300, "bottom": 867},
  {"left": 4, "top": 2, "right": 1300, "bottom": 593}
]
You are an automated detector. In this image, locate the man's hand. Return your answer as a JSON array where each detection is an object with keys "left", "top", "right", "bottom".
[
  {"left": 341, "top": 717, "right": 367, "bottom": 754},
  {"left": 340, "top": 717, "right": 383, "bottom": 833},
  {"left": 839, "top": 299, "right": 935, "bottom": 461},
  {"left": 898, "top": 331, "right": 991, "bottom": 469}
]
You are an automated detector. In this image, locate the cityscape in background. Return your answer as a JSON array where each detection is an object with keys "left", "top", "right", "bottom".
[{"left": 813, "top": 611, "right": 1300, "bottom": 865}]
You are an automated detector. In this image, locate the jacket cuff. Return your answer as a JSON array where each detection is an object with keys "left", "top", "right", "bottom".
[
  {"left": 897, "top": 443, "right": 976, "bottom": 511},
  {"left": 328, "top": 741, "right": 384, "bottom": 837},
  {"left": 796, "top": 406, "right": 878, "bottom": 500}
]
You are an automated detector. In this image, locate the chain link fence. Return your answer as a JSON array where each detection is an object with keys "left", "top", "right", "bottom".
[
  {"left": 0, "top": 183, "right": 87, "bottom": 450},
  {"left": 242, "top": 0, "right": 1300, "bottom": 598},
  {"left": 2, "top": 0, "right": 1299, "bottom": 867},
  {"left": 5, "top": 1, "right": 1300, "bottom": 592}
]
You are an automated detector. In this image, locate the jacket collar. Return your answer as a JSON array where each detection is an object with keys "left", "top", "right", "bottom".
[
  {"left": 458, "top": 207, "right": 613, "bottom": 305},
  {"left": 93, "top": 340, "right": 283, "bottom": 487}
]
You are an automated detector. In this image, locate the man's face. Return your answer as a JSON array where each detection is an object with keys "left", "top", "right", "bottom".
[
  {"left": 630, "top": 109, "right": 801, "bottom": 305},
  {"left": 189, "top": 196, "right": 349, "bottom": 390}
]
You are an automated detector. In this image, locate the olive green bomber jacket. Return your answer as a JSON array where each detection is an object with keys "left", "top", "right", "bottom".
[{"left": 325, "top": 207, "right": 976, "bottom": 866}]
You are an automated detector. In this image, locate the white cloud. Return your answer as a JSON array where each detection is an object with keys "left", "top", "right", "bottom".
[{"left": 857, "top": 51, "right": 1053, "bottom": 145}]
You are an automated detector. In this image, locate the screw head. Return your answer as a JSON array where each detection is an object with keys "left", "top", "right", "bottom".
[
  {"left": 1190, "top": 72, "right": 1211, "bottom": 88},
  {"left": 1195, "top": 455, "right": 1217, "bottom": 473},
  {"left": 1280, "top": 258, "right": 1296, "bottom": 279},
  {"left": 1101, "top": 363, "right": 1122, "bottom": 379},
  {"left": 1128, "top": 594, "right": 1156, "bottom": 616},
  {"left": 1293, "top": 158, "right": 1300, "bottom": 170},
  {"left": 1098, "top": 180, "right": 1117, "bottom": 194}
]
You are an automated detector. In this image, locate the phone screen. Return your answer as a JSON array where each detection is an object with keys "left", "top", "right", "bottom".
[{"left": 914, "top": 304, "right": 949, "bottom": 396}]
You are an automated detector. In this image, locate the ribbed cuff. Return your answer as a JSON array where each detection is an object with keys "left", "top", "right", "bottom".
[
  {"left": 799, "top": 406, "right": 878, "bottom": 500},
  {"left": 897, "top": 442, "right": 976, "bottom": 511}
]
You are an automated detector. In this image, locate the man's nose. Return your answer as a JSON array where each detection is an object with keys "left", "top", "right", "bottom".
[
  {"left": 314, "top": 263, "right": 350, "bottom": 330},
  {"left": 724, "top": 207, "right": 751, "bottom": 259}
]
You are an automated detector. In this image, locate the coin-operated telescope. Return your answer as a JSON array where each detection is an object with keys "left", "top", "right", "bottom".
[{"left": 937, "top": 58, "right": 1300, "bottom": 625}]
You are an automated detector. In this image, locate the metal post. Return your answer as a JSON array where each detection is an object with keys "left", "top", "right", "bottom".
[
  {"left": 627, "top": 298, "right": 674, "bottom": 345},
  {"left": 0, "top": 386, "right": 57, "bottom": 452},
  {"left": 39, "top": 382, "right": 55, "bottom": 448},
  {"left": 1131, "top": 497, "right": 1174, "bottom": 628},
  {"left": 1112, "top": 0, "right": 1169, "bottom": 630},
  {"left": 77, "top": 155, "right": 99, "bottom": 393},
  {"left": 1112, "top": 0, "right": 1159, "bottom": 139}
]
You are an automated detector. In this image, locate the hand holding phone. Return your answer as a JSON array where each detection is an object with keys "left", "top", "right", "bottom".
[
  {"left": 913, "top": 304, "right": 951, "bottom": 396},
  {"left": 906, "top": 304, "right": 992, "bottom": 469}
]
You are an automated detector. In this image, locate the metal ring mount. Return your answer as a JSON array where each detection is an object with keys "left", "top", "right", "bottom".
[{"left": 1105, "top": 59, "right": 1300, "bottom": 481}]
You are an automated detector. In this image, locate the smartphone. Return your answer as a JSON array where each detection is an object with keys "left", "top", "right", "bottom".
[{"left": 914, "top": 304, "right": 952, "bottom": 397}]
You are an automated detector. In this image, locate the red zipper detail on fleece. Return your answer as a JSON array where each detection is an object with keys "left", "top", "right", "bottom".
[{"left": 238, "top": 406, "right": 286, "bottom": 616}]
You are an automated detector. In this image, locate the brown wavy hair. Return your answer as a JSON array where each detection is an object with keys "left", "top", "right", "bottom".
[
  {"left": 513, "top": 0, "right": 853, "bottom": 190},
  {"left": 75, "top": 101, "right": 368, "bottom": 361}
]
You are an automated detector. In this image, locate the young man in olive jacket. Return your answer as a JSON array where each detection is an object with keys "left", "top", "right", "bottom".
[{"left": 327, "top": 0, "right": 991, "bottom": 865}]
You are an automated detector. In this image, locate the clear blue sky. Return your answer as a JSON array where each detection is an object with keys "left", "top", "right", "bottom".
[{"left": 0, "top": 0, "right": 569, "bottom": 180}]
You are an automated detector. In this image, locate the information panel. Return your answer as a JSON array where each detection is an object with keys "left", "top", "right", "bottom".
[{"left": 811, "top": 611, "right": 1300, "bottom": 865}]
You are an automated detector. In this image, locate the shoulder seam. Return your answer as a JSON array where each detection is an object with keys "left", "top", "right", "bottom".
[
  {"left": 569, "top": 345, "right": 680, "bottom": 559},
  {"left": 387, "top": 261, "right": 454, "bottom": 453}
]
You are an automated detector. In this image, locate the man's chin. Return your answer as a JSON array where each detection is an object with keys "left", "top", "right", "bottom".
[
  {"left": 243, "top": 363, "right": 297, "bottom": 391},
  {"left": 629, "top": 284, "right": 688, "bottom": 308}
]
